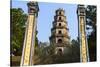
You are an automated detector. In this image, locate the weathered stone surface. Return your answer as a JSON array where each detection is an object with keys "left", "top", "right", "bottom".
[{"left": 49, "top": 8, "right": 71, "bottom": 54}]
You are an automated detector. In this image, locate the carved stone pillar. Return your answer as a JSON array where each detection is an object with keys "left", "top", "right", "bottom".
[{"left": 20, "top": 1, "right": 39, "bottom": 66}]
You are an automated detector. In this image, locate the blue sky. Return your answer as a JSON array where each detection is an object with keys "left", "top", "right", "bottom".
[{"left": 12, "top": 1, "right": 78, "bottom": 42}]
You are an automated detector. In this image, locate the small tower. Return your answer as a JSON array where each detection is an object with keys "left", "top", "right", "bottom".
[
  {"left": 20, "top": 1, "right": 39, "bottom": 66},
  {"left": 49, "top": 8, "right": 70, "bottom": 54}
]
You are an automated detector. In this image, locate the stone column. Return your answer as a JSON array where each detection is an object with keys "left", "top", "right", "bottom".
[
  {"left": 77, "top": 5, "right": 89, "bottom": 62},
  {"left": 20, "top": 1, "right": 39, "bottom": 66}
]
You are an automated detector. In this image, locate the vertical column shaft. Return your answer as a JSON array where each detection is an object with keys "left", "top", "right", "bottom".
[
  {"left": 77, "top": 5, "right": 89, "bottom": 62},
  {"left": 20, "top": 1, "right": 39, "bottom": 66}
]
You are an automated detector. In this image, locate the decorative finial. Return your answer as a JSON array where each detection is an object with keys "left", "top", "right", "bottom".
[{"left": 27, "top": 1, "right": 39, "bottom": 16}]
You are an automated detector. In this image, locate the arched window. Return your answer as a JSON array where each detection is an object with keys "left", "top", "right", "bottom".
[
  {"left": 58, "top": 49, "right": 62, "bottom": 54},
  {"left": 59, "top": 17, "right": 61, "bottom": 20},
  {"left": 58, "top": 39, "right": 62, "bottom": 43},
  {"left": 58, "top": 30, "right": 62, "bottom": 34},
  {"left": 57, "top": 48, "right": 63, "bottom": 55},
  {"left": 59, "top": 23, "right": 61, "bottom": 26},
  {"left": 59, "top": 11, "right": 62, "bottom": 15},
  {"left": 58, "top": 49, "right": 62, "bottom": 52}
]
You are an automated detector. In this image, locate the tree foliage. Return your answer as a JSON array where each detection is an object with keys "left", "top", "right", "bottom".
[
  {"left": 71, "top": 39, "right": 80, "bottom": 62},
  {"left": 11, "top": 8, "right": 39, "bottom": 56},
  {"left": 86, "top": 5, "right": 97, "bottom": 61},
  {"left": 34, "top": 40, "right": 80, "bottom": 65},
  {"left": 11, "top": 8, "right": 27, "bottom": 56}
]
